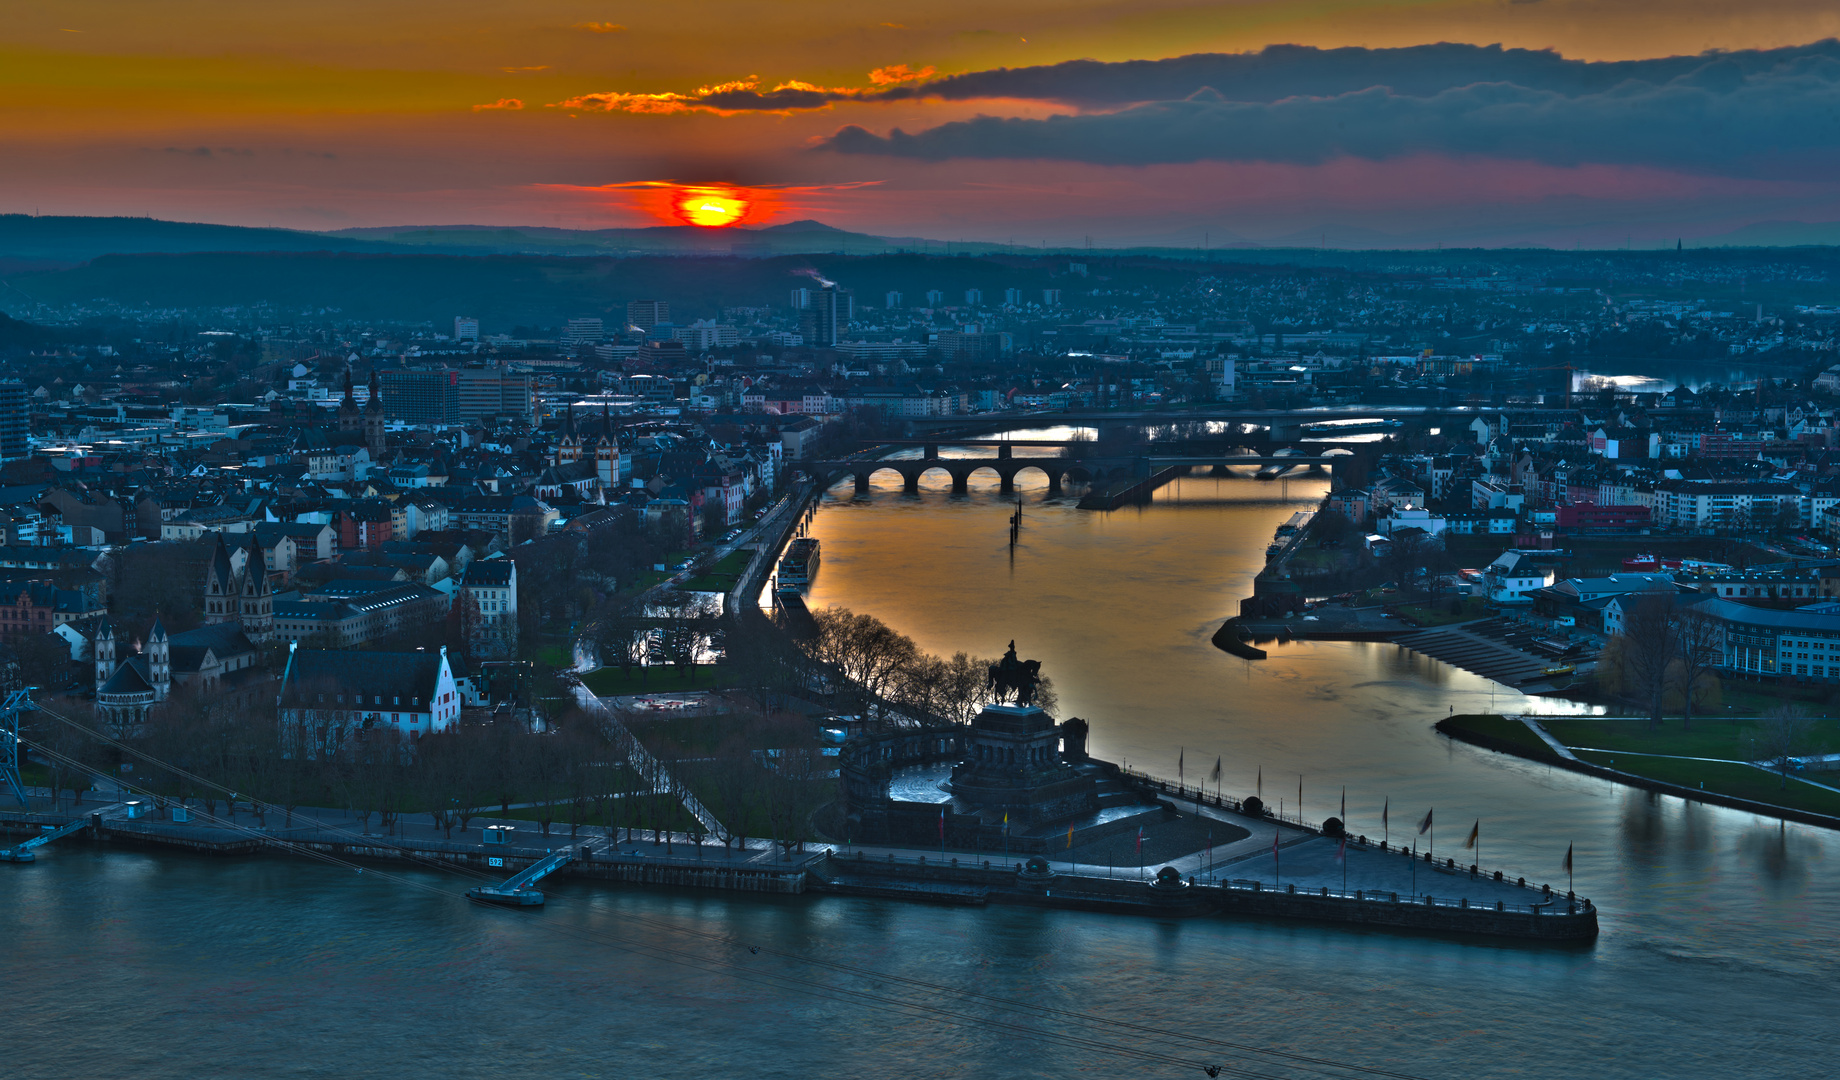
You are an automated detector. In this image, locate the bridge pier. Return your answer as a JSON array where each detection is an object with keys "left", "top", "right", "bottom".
[
  {"left": 854, "top": 471, "right": 871, "bottom": 495},
  {"left": 997, "top": 444, "right": 1013, "bottom": 460},
  {"left": 923, "top": 443, "right": 940, "bottom": 459},
  {"left": 903, "top": 469, "right": 921, "bottom": 494},
  {"left": 1047, "top": 471, "right": 1062, "bottom": 496},
  {"left": 951, "top": 470, "right": 970, "bottom": 495},
  {"left": 999, "top": 472, "right": 1015, "bottom": 495}
]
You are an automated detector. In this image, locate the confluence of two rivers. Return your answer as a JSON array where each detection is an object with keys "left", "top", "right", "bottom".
[{"left": 2, "top": 451, "right": 1831, "bottom": 1079}]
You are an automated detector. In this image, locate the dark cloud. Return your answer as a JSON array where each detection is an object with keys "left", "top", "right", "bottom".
[
  {"left": 822, "top": 51, "right": 1840, "bottom": 176},
  {"left": 892, "top": 41, "right": 1840, "bottom": 109}
]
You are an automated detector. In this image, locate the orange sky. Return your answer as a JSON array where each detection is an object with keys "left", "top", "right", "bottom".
[{"left": 6, "top": 1, "right": 1840, "bottom": 244}]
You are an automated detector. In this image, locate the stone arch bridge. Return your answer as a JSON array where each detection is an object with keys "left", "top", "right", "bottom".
[{"left": 803, "top": 452, "right": 1353, "bottom": 496}]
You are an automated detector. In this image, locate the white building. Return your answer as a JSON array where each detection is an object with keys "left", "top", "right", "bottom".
[
  {"left": 1484, "top": 551, "right": 1554, "bottom": 605},
  {"left": 278, "top": 645, "right": 463, "bottom": 753},
  {"left": 461, "top": 558, "right": 518, "bottom": 659}
]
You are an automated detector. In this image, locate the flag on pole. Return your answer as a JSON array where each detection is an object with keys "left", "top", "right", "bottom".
[
  {"left": 1382, "top": 798, "right": 1389, "bottom": 832},
  {"left": 1067, "top": 823, "right": 1075, "bottom": 849},
  {"left": 1464, "top": 820, "right": 1479, "bottom": 849},
  {"left": 1257, "top": 766, "right": 1263, "bottom": 798},
  {"left": 1340, "top": 786, "right": 1346, "bottom": 822},
  {"left": 939, "top": 806, "right": 945, "bottom": 841},
  {"left": 1418, "top": 808, "right": 1434, "bottom": 835},
  {"left": 1336, "top": 834, "right": 1347, "bottom": 862},
  {"left": 1562, "top": 844, "right": 1573, "bottom": 873},
  {"left": 1210, "top": 757, "right": 1222, "bottom": 784},
  {"left": 1178, "top": 747, "right": 1185, "bottom": 785},
  {"left": 1002, "top": 812, "right": 1009, "bottom": 834},
  {"left": 1272, "top": 827, "right": 1281, "bottom": 859},
  {"left": 1135, "top": 827, "right": 1144, "bottom": 858}
]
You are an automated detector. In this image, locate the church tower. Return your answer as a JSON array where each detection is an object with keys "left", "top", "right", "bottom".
[
  {"left": 146, "top": 618, "right": 171, "bottom": 700},
  {"left": 236, "top": 533, "right": 274, "bottom": 642},
  {"left": 594, "top": 405, "right": 619, "bottom": 489},
  {"left": 555, "top": 406, "right": 581, "bottom": 465},
  {"left": 364, "top": 368, "right": 387, "bottom": 458},
  {"left": 94, "top": 622, "right": 115, "bottom": 689},
  {"left": 203, "top": 534, "right": 236, "bottom": 625},
  {"left": 337, "top": 368, "right": 361, "bottom": 433}
]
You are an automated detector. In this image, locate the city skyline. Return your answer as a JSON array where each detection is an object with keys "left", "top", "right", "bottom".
[{"left": 8, "top": 3, "right": 1840, "bottom": 245}]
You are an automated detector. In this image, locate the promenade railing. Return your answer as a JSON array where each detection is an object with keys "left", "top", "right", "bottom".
[{"left": 831, "top": 848, "right": 1592, "bottom": 916}]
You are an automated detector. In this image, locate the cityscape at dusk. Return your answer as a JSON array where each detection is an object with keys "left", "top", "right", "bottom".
[{"left": 3, "top": 4, "right": 1838, "bottom": 1079}]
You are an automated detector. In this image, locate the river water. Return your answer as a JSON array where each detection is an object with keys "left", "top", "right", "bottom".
[{"left": 5, "top": 459, "right": 1835, "bottom": 1079}]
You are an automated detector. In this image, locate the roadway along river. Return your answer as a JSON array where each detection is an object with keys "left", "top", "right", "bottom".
[{"left": 5, "top": 465, "right": 1834, "bottom": 1079}]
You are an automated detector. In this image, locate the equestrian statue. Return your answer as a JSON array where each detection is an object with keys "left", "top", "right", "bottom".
[{"left": 988, "top": 640, "right": 1043, "bottom": 708}]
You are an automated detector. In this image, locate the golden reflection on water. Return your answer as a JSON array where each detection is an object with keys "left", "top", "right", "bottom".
[{"left": 797, "top": 465, "right": 1835, "bottom": 934}]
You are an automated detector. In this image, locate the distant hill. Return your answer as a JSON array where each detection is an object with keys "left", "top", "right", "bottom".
[
  {"left": 0, "top": 310, "right": 59, "bottom": 346},
  {"left": 325, "top": 218, "right": 969, "bottom": 257},
  {"left": 0, "top": 250, "right": 1090, "bottom": 326},
  {"left": 1692, "top": 220, "right": 1840, "bottom": 247},
  {"left": 0, "top": 215, "right": 395, "bottom": 265},
  {"left": 0, "top": 213, "right": 1002, "bottom": 266}
]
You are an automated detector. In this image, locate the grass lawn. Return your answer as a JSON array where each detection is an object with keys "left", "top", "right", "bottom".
[
  {"left": 581, "top": 664, "right": 737, "bottom": 697},
  {"left": 683, "top": 549, "right": 752, "bottom": 592},
  {"left": 1713, "top": 684, "right": 1840, "bottom": 719},
  {"left": 1439, "top": 714, "right": 1568, "bottom": 764},
  {"left": 1570, "top": 750, "right": 1840, "bottom": 817},
  {"left": 1541, "top": 714, "right": 1840, "bottom": 761}
]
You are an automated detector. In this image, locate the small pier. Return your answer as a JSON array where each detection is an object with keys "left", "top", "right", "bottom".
[
  {"left": 468, "top": 848, "right": 575, "bottom": 906},
  {"left": 1, "top": 812, "right": 100, "bottom": 862}
]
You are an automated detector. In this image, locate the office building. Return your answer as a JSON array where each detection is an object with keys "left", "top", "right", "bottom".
[
  {"left": 885, "top": 290, "right": 903, "bottom": 309},
  {"left": 382, "top": 368, "right": 460, "bottom": 425},
  {"left": 0, "top": 382, "right": 27, "bottom": 461},
  {"left": 456, "top": 365, "right": 535, "bottom": 423},
  {"left": 453, "top": 316, "right": 479, "bottom": 342},
  {"left": 562, "top": 318, "right": 604, "bottom": 348},
  {"left": 1042, "top": 289, "right": 1061, "bottom": 307},
  {"left": 626, "top": 300, "right": 669, "bottom": 331},
  {"left": 964, "top": 288, "right": 983, "bottom": 306},
  {"left": 798, "top": 284, "right": 853, "bottom": 348}
]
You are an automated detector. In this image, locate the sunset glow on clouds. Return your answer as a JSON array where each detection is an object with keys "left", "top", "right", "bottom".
[{"left": 8, "top": 1, "right": 1840, "bottom": 245}]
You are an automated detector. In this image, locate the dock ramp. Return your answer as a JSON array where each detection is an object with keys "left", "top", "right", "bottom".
[
  {"left": 467, "top": 848, "right": 575, "bottom": 907},
  {"left": 2, "top": 803, "right": 127, "bottom": 863}
]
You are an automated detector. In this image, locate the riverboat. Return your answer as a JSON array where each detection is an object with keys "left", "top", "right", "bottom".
[{"left": 778, "top": 536, "right": 820, "bottom": 588}]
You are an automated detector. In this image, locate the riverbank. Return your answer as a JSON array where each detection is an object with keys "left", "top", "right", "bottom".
[
  {"left": 1437, "top": 713, "right": 1840, "bottom": 830},
  {"left": 0, "top": 774, "right": 1595, "bottom": 942}
]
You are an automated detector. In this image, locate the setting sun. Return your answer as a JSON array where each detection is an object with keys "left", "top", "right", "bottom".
[{"left": 674, "top": 186, "right": 751, "bottom": 228}]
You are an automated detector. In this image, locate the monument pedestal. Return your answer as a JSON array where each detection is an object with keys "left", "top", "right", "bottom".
[{"left": 949, "top": 704, "right": 1099, "bottom": 825}]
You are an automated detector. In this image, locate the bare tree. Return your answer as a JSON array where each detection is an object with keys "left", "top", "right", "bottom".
[
  {"left": 1618, "top": 594, "right": 1677, "bottom": 729},
  {"left": 808, "top": 607, "right": 920, "bottom": 721},
  {"left": 1750, "top": 704, "right": 1818, "bottom": 789},
  {"left": 1671, "top": 606, "right": 1724, "bottom": 731}
]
